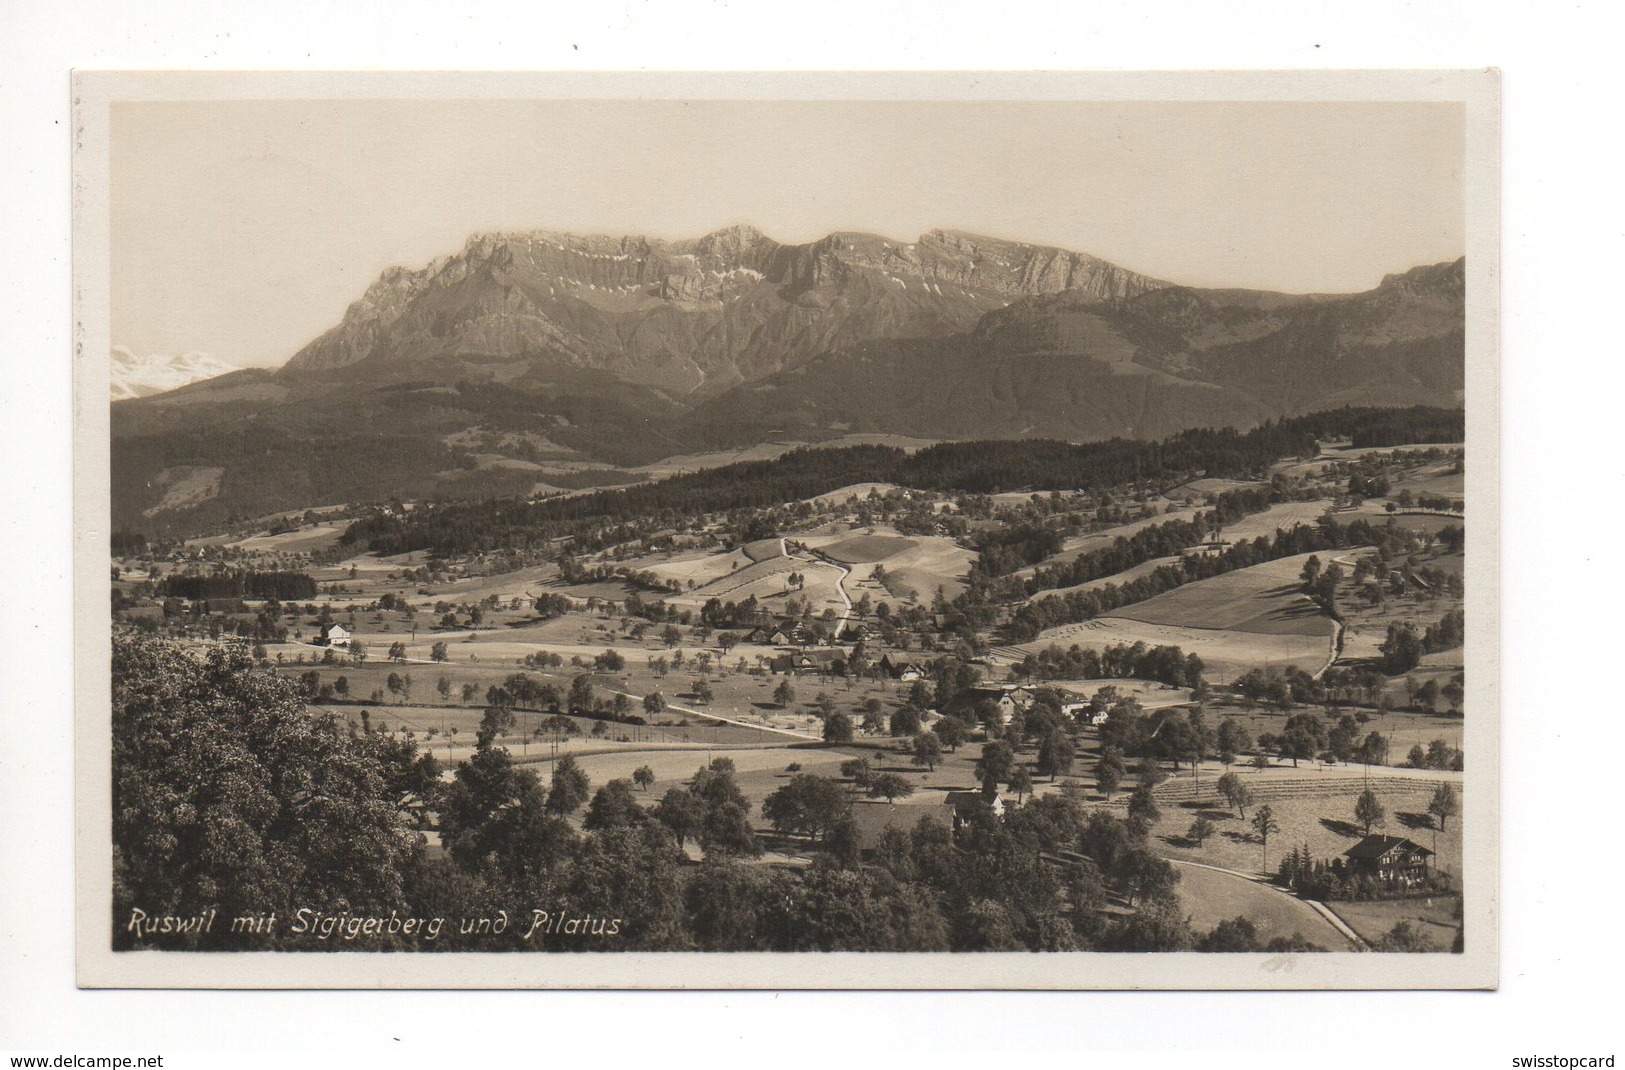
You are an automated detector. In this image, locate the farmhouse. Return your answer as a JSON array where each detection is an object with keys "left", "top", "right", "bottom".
[
  {"left": 950, "top": 684, "right": 1036, "bottom": 725},
  {"left": 315, "top": 622, "right": 351, "bottom": 648},
  {"left": 744, "top": 624, "right": 792, "bottom": 646},
  {"left": 848, "top": 802, "right": 950, "bottom": 858},
  {"left": 1343, "top": 835, "right": 1434, "bottom": 884},
  {"left": 1060, "top": 700, "right": 1107, "bottom": 726},
  {"left": 792, "top": 650, "right": 841, "bottom": 675},
  {"left": 878, "top": 654, "right": 923, "bottom": 681},
  {"left": 945, "top": 790, "right": 1006, "bottom": 835}
]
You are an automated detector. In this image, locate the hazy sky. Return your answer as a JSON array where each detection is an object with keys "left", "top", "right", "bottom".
[{"left": 111, "top": 99, "right": 1465, "bottom": 368}]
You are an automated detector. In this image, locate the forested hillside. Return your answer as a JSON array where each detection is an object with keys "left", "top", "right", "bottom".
[{"left": 341, "top": 406, "right": 1461, "bottom": 557}]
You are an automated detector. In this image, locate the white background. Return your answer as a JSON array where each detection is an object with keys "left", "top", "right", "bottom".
[{"left": 2, "top": 1, "right": 1618, "bottom": 1064}]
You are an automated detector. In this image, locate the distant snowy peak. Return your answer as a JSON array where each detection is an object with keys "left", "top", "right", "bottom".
[{"left": 111, "top": 347, "right": 240, "bottom": 401}]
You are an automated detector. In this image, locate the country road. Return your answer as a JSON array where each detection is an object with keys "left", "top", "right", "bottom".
[
  {"left": 1170, "top": 858, "right": 1366, "bottom": 950},
  {"left": 783, "top": 540, "right": 855, "bottom": 638},
  {"left": 602, "top": 687, "right": 820, "bottom": 741}
]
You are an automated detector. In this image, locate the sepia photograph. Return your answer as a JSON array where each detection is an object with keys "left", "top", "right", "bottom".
[{"left": 71, "top": 70, "right": 1499, "bottom": 989}]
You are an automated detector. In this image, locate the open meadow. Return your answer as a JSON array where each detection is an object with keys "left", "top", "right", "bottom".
[
  {"left": 1171, "top": 862, "right": 1352, "bottom": 948},
  {"left": 1134, "top": 768, "right": 1464, "bottom": 881},
  {"left": 1116, "top": 551, "right": 1338, "bottom": 636},
  {"left": 1024, "top": 617, "right": 1333, "bottom": 681}
]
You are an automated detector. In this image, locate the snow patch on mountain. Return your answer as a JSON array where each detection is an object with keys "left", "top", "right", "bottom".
[{"left": 110, "top": 347, "right": 240, "bottom": 400}]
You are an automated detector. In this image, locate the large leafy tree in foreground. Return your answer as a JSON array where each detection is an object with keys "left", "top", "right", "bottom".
[{"left": 112, "top": 634, "right": 421, "bottom": 949}]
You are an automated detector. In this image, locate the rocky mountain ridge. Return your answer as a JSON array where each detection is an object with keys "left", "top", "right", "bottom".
[{"left": 281, "top": 225, "right": 1169, "bottom": 394}]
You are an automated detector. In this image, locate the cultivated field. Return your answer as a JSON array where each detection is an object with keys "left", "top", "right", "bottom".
[
  {"left": 635, "top": 546, "right": 753, "bottom": 590},
  {"left": 672, "top": 557, "right": 847, "bottom": 618},
  {"left": 1022, "top": 617, "right": 1333, "bottom": 680},
  {"left": 1212, "top": 500, "right": 1334, "bottom": 543},
  {"left": 1116, "top": 551, "right": 1337, "bottom": 636},
  {"left": 1168, "top": 477, "right": 1266, "bottom": 497},
  {"left": 864, "top": 534, "right": 975, "bottom": 603},
  {"left": 1014, "top": 551, "right": 1341, "bottom": 680},
  {"left": 816, "top": 533, "right": 917, "bottom": 564}
]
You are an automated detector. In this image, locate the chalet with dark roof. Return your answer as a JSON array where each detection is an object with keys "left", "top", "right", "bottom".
[
  {"left": 792, "top": 649, "right": 842, "bottom": 675},
  {"left": 947, "top": 684, "right": 1036, "bottom": 726},
  {"left": 744, "top": 624, "right": 792, "bottom": 646},
  {"left": 878, "top": 653, "right": 924, "bottom": 681},
  {"left": 944, "top": 789, "right": 1006, "bottom": 834},
  {"left": 1343, "top": 835, "right": 1434, "bottom": 884},
  {"left": 848, "top": 801, "right": 950, "bottom": 857}
]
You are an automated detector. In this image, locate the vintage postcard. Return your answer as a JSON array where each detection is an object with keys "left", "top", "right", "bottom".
[{"left": 73, "top": 69, "right": 1499, "bottom": 988}]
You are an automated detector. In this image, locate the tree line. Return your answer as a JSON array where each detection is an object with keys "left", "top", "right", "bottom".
[
  {"left": 157, "top": 569, "right": 318, "bottom": 601},
  {"left": 1014, "top": 642, "right": 1204, "bottom": 689}
]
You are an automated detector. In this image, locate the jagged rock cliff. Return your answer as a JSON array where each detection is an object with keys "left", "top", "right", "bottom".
[{"left": 282, "top": 225, "right": 1168, "bottom": 394}]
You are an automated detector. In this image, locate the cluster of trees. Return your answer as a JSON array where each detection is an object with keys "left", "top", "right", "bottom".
[
  {"left": 967, "top": 522, "right": 1065, "bottom": 580},
  {"left": 158, "top": 569, "right": 318, "bottom": 601},
  {"left": 1398, "top": 492, "right": 1463, "bottom": 514},
  {"left": 1096, "top": 704, "right": 1237, "bottom": 774},
  {"left": 1379, "top": 609, "right": 1466, "bottom": 675},
  {"left": 1406, "top": 739, "right": 1465, "bottom": 771},
  {"left": 1232, "top": 666, "right": 1328, "bottom": 709},
  {"left": 112, "top": 634, "right": 434, "bottom": 950},
  {"left": 763, "top": 773, "right": 856, "bottom": 842},
  {"left": 1347, "top": 472, "right": 1391, "bottom": 499},
  {"left": 111, "top": 530, "right": 150, "bottom": 556},
  {"left": 698, "top": 593, "right": 776, "bottom": 631},
  {"left": 641, "top": 759, "right": 761, "bottom": 858},
  {"left": 1014, "top": 642, "right": 1204, "bottom": 689},
  {"left": 530, "top": 592, "right": 576, "bottom": 619},
  {"left": 1229, "top": 712, "right": 1392, "bottom": 769},
  {"left": 619, "top": 592, "right": 694, "bottom": 628}
]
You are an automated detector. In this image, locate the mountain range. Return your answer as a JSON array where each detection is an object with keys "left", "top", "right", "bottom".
[
  {"left": 282, "top": 225, "right": 1166, "bottom": 394},
  {"left": 110, "top": 347, "right": 240, "bottom": 400},
  {"left": 110, "top": 225, "right": 1464, "bottom": 535}
]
